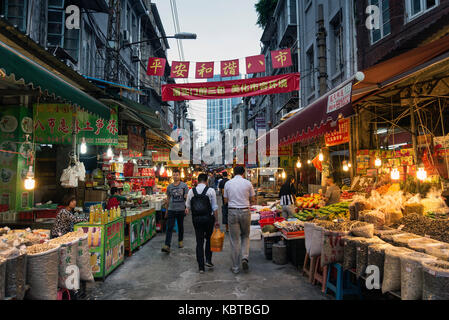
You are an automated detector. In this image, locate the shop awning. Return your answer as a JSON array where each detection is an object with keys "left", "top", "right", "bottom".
[
  {"left": 0, "top": 40, "right": 111, "bottom": 119},
  {"left": 258, "top": 79, "right": 355, "bottom": 147},
  {"left": 352, "top": 34, "right": 449, "bottom": 103},
  {"left": 102, "top": 96, "right": 161, "bottom": 129}
]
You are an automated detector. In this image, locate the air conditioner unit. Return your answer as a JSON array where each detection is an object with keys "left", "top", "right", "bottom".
[
  {"left": 280, "top": 108, "right": 289, "bottom": 119},
  {"left": 131, "top": 47, "right": 140, "bottom": 62},
  {"left": 122, "top": 30, "right": 130, "bottom": 44}
]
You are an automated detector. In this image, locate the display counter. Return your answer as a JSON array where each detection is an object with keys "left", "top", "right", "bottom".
[
  {"left": 74, "top": 217, "right": 125, "bottom": 280},
  {"left": 123, "top": 208, "right": 156, "bottom": 256}
]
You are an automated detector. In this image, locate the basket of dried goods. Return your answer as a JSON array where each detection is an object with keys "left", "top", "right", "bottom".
[
  {"left": 363, "top": 210, "right": 386, "bottom": 228},
  {"left": 391, "top": 233, "right": 422, "bottom": 247},
  {"left": 350, "top": 221, "right": 374, "bottom": 238},
  {"left": 368, "top": 243, "right": 393, "bottom": 282},
  {"left": 424, "top": 243, "right": 449, "bottom": 262},
  {"left": 321, "top": 229, "right": 349, "bottom": 267},
  {"left": 0, "top": 257, "right": 5, "bottom": 300},
  {"left": 26, "top": 243, "right": 60, "bottom": 300},
  {"left": 382, "top": 246, "right": 413, "bottom": 294},
  {"left": 422, "top": 260, "right": 449, "bottom": 300},
  {"left": 343, "top": 236, "right": 364, "bottom": 271},
  {"left": 400, "top": 252, "right": 436, "bottom": 300},
  {"left": 0, "top": 244, "right": 27, "bottom": 300},
  {"left": 356, "top": 237, "right": 384, "bottom": 278},
  {"left": 407, "top": 237, "right": 441, "bottom": 253},
  {"left": 49, "top": 236, "right": 80, "bottom": 289}
]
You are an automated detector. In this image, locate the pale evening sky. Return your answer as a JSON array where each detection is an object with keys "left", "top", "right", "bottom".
[{"left": 152, "top": 0, "right": 263, "bottom": 143}]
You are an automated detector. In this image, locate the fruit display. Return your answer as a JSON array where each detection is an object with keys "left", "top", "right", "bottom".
[
  {"left": 274, "top": 220, "right": 304, "bottom": 233},
  {"left": 314, "top": 202, "right": 351, "bottom": 220},
  {"left": 294, "top": 210, "right": 316, "bottom": 222},
  {"left": 296, "top": 194, "right": 323, "bottom": 209},
  {"left": 341, "top": 191, "right": 355, "bottom": 200}
]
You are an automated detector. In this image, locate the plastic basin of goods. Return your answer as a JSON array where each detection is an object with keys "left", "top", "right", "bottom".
[{"left": 259, "top": 217, "right": 285, "bottom": 228}]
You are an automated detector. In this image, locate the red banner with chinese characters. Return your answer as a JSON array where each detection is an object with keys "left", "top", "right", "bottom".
[
  {"left": 271, "top": 49, "right": 293, "bottom": 69},
  {"left": 221, "top": 59, "right": 240, "bottom": 77},
  {"left": 147, "top": 57, "right": 166, "bottom": 76},
  {"left": 162, "top": 73, "right": 300, "bottom": 101},
  {"left": 170, "top": 61, "right": 190, "bottom": 78},
  {"left": 195, "top": 62, "right": 214, "bottom": 79},
  {"left": 246, "top": 54, "right": 266, "bottom": 74},
  {"left": 325, "top": 118, "right": 350, "bottom": 147}
]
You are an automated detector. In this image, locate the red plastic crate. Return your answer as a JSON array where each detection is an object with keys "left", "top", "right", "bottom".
[
  {"left": 18, "top": 211, "right": 34, "bottom": 221},
  {"left": 259, "top": 217, "right": 285, "bottom": 228},
  {"left": 34, "top": 209, "right": 59, "bottom": 220}
]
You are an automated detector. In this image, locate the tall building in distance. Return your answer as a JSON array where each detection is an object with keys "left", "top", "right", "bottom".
[{"left": 207, "top": 75, "right": 241, "bottom": 143}]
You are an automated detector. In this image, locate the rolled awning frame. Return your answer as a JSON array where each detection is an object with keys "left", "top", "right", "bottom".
[{"left": 0, "top": 39, "right": 111, "bottom": 119}]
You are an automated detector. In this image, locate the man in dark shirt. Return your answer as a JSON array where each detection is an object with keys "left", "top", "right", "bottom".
[{"left": 218, "top": 171, "right": 230, "bottom": 232}]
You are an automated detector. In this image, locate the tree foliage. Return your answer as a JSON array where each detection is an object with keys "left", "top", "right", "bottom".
[{"left": 255, "top": 0, "right": 278, "bottom": 29}]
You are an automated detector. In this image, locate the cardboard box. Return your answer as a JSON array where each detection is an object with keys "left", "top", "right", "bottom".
[{"left": 85, "top": 190, "right": 108, "bottom": 202}]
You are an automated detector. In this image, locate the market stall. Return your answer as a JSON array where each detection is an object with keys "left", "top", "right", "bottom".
[
  {"left": 0, "top": 227, "right": 97, "bottom": 300},
  {"left": 74, "top": 205, "right": 125, "bottom": 280}
]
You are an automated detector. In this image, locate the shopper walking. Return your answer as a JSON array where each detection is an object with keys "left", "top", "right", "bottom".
[
  {"left": 223, "top": 166, "right": 256, "bottom": 274},
  {"left": 218, "top": 171, "right": 230, "bottom": 233},
  {"left": 186, "top": 173, "right": 219, "bottom": 274},
  {"left": 279, "top": 176, "right": 297, "bottom": 219},
  {"left": 162, "top": 169, "right": 189, "bottom": 253},
  {"left": 208, "top": 172, "right": 215, "bottom": 189}
]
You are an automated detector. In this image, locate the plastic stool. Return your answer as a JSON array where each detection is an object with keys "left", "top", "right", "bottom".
[
  {"left": 312, "top": 256, "right": 328, "bottom": 293},
  {"left": 57, "top": 289, "right": 71, "bottom": 300},
  {"left": 302, "top": 253, "right": 318, "bottom": 283},
  {"left": 325, "top": 263, "right": 362, "bottom": 300}
]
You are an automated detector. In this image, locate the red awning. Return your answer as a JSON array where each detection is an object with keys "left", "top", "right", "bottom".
[
  {"left": 278, "top": 81, "right": 354, "bottom": 146},
  {"left": 352, "top": 34, "right": 449, "bottom": 102},
  {"left": 257, "top": 80, "right": 355, "bottom": 147}
]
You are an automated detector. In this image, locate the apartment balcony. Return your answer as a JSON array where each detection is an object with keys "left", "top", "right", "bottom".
[{"left": 275, "top": 0, "right": 297, "bottom": 48}]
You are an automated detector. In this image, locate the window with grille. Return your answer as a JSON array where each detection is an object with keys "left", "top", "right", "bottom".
[
  {"left": 330, "top": 11, "right": 344, "bottom": 75},
  {"left": 2, "top": 0, "right": 28, "bottom": 33},
  {"left": 47, "top": 0, "right": 80, "bottom": 60},
  {"left": 370, "top": 0, "right": 391, "bottom": 44},
  {"left": 406, "top": 0, "right": 439, "bottom": 21}
]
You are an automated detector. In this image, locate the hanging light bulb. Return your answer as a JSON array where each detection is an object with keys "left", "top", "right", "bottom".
[
  {"left": 318, "top": 152, "right": 324, "bottom": 162},
  {"left": 391, "top": 168, "right": 400, "bottom": 180},
  {"left": 348, "top": 162, "right": 352, "bottom": 168},
  {"left": 417, "top": 167, "right": 427, "bottom": 181},
  {"left": 281, "top": 171, "right": 286, "bottom": 179},
  {"left": 296, "top": 160, "right": 302, "bottom": 168},
  {"left": 167, "top": 169, "right": 173, "bottom": 177},
  {"left": 181, "top": 169, "right": 185, "bottom": 179},
  {"left": 375, "top": 158, "right": 382, "bottom": 167},
  {"left": 343, "top": 160, "right": 349, "bottom": 172},
  {"left": 307, "top": 160, "right": 312, "bottom": 164},
  {"left": 160, "top": 164, "right": 166, "bottom": 175},
  {"left": 80, "top": 137, "right": 87, "bottom": 154},
  {"left": 107, "top": 146, "right": 113, "bottom": 158},
  {"left": 24, "top": 166, "right": 36, "bottom": 190},
  {"left": 118, "top": 152, "right": 124, "bottom": 163}
]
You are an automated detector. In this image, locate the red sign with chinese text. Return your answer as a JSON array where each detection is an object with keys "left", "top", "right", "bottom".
[
  {"left": 170, "top": 61, "right": 190, "bottom": 78},
  {"left": 246, "top": 54, "right": 266, "bottom": 74},
  {"left": 162, "top": 73, "right": 300, "bottom": 101},
  {"left": 271, "top": 49, "right": 293, "bottom": 69},
  {"left": 195, "top": 62, "right": 215, "bottom": 79},
  {"left": 325, "top": 118, "right": 350, "bottom": 147},
  {"left": 147, "top": 57, "right": 166, "bottom": 76},
  {"left": 220, "top": 59, "right": 240, "bottom": 77}
]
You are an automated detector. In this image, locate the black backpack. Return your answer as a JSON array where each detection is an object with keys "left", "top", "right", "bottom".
[{"left": 191, "top": 187, "right": 212, "bottom": 217}]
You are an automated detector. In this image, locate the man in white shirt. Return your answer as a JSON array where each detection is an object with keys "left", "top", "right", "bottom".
[
  {"left": 186, "top": 173, "right": 219, "bottom": 274},
  {"left": 223, "top": 166, "right": 256, "bottom": 274}
]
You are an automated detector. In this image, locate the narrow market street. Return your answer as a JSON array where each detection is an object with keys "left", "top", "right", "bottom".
[{"left": 85, "top": 196, "right": 329, "bottom": 300}]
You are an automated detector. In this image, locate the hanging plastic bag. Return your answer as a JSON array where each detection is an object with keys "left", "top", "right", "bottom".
[
  {"left": 211, "top": 229, "right": 225, "bottom": 253},
  {"left": 75, "top": 161, "right": 86, "bottom": 182},
  {"left": 61, "top": 166, "right": 78, "bottom": 188}
]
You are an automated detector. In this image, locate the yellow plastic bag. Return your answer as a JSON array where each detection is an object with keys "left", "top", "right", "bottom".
[{"left": 211, "top": 229, "right": 225, "bottom": 252}]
